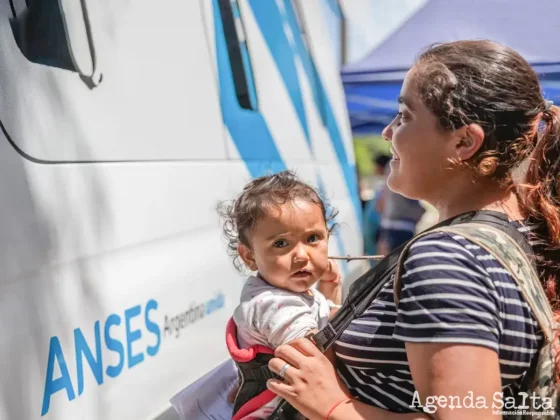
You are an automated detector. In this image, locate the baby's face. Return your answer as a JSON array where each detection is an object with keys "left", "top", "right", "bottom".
[{"left": 239, "top": 199, "right": 329, "bottom": 293}]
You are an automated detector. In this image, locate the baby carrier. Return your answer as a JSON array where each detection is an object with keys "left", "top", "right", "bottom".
[
  {"left": 229, "top": 211, "right": 559, "bottom": 420},
  {"left": 226, "top": 318, "right": 303, "bottom": 420}
]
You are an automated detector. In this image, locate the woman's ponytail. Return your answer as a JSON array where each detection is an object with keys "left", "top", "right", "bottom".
[{"left": 522, "top": 104, "right": 560, "bottom": 310}]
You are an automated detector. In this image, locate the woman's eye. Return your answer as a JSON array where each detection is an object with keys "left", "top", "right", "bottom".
[
  {"left": 398, "top": 111, "right": 410, "bottom": 123},
  {"left": 273, "top": 239, "right": 289, "bottom": 248}
]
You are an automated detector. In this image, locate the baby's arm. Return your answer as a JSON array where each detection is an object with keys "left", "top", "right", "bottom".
[{"left": 253, "top": 293, "right": 320, "bottom": 348}]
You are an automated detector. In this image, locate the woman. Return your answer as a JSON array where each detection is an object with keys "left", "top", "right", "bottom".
[{"left": 265, "top": 40, "right": 560, "bottom": 419}]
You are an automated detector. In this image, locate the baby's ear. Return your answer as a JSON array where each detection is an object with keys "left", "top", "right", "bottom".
[{"left": 238, "top": 243, "right": 257, "bottom": 271}]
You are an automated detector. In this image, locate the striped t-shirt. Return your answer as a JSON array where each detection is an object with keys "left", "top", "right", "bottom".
[{"left": 335, "top": 222, "right": 543, "bottom": 413}]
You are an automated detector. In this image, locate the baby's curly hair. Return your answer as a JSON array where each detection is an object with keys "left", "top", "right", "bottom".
[{"left": 217, "top": 170, "right": 338, "bottom": 271}]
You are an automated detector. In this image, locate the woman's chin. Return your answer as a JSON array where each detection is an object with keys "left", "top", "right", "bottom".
[
  {"left": 386, "top": 173, "right": 402, "bottom": 193},
  {"left": 387, "top": 176, "right": 421, "bottom": 200}
]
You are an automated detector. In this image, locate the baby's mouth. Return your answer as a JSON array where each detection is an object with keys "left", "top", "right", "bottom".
[
  {"left": 292, "top": 269, "right": 311, "bottom": 278},
  {"left": 390, "top": 147, "right": 400, "bottom": 161}
]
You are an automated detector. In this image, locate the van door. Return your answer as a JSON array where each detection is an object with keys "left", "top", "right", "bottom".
[{"left": 0, "top": 1, "right": 237, "bottom": 419}]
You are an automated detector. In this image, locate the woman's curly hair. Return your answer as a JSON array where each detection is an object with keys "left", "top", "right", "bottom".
[{"left": 413, "top": 40, "right": 560, "bottom": 310}]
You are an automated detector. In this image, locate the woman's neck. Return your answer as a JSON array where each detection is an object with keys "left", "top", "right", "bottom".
[{"left": 431, "top": 178, "right": 525, "bottom": 223}]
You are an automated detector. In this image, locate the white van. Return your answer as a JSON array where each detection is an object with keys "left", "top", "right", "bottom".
[{"left": 0, "top": 0, "right": 365, "bottom": 419}]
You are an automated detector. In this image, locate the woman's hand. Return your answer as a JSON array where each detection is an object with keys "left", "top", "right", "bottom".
[
  {"left": 267, "top": 339, "right": 432, "bottom": 420},
  {"left": 267, "top": 337, "right": 351, "bottom": 420}
]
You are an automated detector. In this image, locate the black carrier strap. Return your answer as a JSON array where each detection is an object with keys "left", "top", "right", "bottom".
[
  {"left": 311, "top": 240, "right": 406, "bottom": 353},
  {"left": 313, "top": 210, "right": 532, "bottom": 352},
  {"left": 268, "top": 210, "right": 530, "bottom": 420},
  {"left": 233, "top": 353, "right": 280, "bottom": 414}
]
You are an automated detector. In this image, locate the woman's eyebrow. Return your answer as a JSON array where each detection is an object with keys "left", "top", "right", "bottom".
[{"left": 398, "top": 95, "right": 415, "bottom": 111}]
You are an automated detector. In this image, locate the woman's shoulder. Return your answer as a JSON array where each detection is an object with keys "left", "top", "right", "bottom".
[
  {"left": 403, "top": 228, "right": 490, "bottom": 266},
  {"left": 398, "top": 221, "right": 536, "bottom": 312},
  {"left": 398, "top": 224, "right": 528, "bottom": 295},
  {"left": 406, "top": 219, "right": 538, "bottom": 259},
  {"left": 394, "top": 222, "right": 542, "bottom": 359},
  {"left": 400, "top": 230, "right": 494, "bottom": 288}
]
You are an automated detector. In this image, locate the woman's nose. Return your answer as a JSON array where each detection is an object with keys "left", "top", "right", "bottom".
[{"left": 382, "top": 121, "right": 393, "bottom": 142}]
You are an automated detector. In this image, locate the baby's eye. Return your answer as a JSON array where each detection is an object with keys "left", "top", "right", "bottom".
[
  {"left": 307, "top": 234, "right": 321, "bottom": 243},
  {"left": 273, "top": 239, "right": 289, "bottom": 248}
]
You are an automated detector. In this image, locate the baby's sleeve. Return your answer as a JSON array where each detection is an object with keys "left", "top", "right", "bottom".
[{"left": 252, "top": 293, "right": 319, "bottom": 348}]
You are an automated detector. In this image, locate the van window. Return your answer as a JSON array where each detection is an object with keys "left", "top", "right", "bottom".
[
  {"left": 218, "top": 0, "right": 258, "bottom": 110},
  {"left": 0, "top": 0, "right": 227, "bottom": 162}
]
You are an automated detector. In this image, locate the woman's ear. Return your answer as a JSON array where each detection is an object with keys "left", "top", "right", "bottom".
[
  {"left": 238, "top": 243, "right": 258, "bottom": 271},
  {"left": 453, "top": 123, "right": 485, "bottom": 161}
]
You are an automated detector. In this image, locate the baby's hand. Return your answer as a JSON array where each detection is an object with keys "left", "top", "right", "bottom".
[
  {"left": 321, "top": 259, "right": 341, "bottom": 284},
  {"left": 318, "top": 260, "right": 342, "bottom": 305}
]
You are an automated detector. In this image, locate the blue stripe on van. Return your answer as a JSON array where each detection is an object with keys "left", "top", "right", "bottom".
[
  {"left": 325, "top": 0, "right": 343, "bottom": 18},
  {"left": 279, "top": 0, "right": 362, "bottom": 226},
  {"left": 248, "top": 0, "right": 311, "bottom": 148},
  {"left": 214, "top": 0, "right": 286, "bottom": 178},
  {"left": 214, "top": 0, "right": 358, "bottom": 264},
  {"left": 231, "top": 0, "right": 241, "bottom": 18},
  {"left": 268, "top": 1, "right": 355, "bottom": 260},
  {"left": 281, "top": 0, "right": 327, "bottom": 128}
]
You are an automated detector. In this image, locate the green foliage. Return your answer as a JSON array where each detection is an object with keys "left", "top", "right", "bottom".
[
  {"left": 353, "top": 135, "right": 391, "bottom": 176},
  {"left": 354, "top": 141, "right": 373, "bottom": 176}
]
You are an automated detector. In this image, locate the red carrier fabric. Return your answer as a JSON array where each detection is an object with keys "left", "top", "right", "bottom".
[{"left": 226, "top": 318, "right": 277, "bottom": 420}]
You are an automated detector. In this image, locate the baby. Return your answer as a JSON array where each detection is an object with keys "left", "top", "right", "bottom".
[{"left": 219, "top": 170, "right": 342, "bottom": 419}]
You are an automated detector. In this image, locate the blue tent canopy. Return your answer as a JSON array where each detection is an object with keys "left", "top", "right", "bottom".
[{"left": 342, "top": 0, "right": 560, "bottom": 134}]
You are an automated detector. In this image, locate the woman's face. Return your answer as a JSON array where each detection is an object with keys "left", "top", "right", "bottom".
[{"left": 382, "top": 67, "right": 458, "bottom": 202}]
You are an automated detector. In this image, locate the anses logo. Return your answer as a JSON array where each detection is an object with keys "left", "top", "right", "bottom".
[
  {"left": 41, "top": 293, "right": 225, "bottom": 417},
  {"left": 41, "top": 300, "right": 160, "bottom": 416}
]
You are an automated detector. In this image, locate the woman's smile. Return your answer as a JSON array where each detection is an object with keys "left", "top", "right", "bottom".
[
  {"left": 390, "top": 147, "right": 400, "bottom": 161},
  {"left": 390, "top": 147, "right": 401, "bottom": 167}
]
